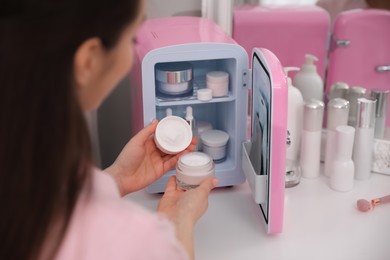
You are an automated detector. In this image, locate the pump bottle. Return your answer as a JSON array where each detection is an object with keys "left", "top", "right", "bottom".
[
  {"left": 293, "top": 54, "right": 324, "bottom": 102},
  {"left": 284, "top": 67, "right": 304, "bottom": 187}
]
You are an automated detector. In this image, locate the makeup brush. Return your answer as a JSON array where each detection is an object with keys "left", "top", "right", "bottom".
[{"left": 357, "top": 195, "right": 390, "bottom": 212}]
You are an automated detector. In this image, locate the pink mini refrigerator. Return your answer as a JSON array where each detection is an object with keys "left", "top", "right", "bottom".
[
  {"left": 232, "top": 5, "right": 330, "bottom": 79},
  {"left": 130, "top": 17, "right": 287, "bottom": 234},
  {"left": 326, "top": 9, "right": 390, "bottom": 125}
]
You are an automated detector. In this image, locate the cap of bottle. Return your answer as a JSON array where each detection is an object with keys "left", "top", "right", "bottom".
[
  {"left": 327, "top": 98, "right": 349, "bottom": 131},
  {"left": 303, "top": 99, "right": 324, "bottom": 131},
  {"left": 347, "top": 86, "right": 367, "bottom": 125},
  {"left": 329, "top": 82, "right": 349, "bottom": 100},
  {"left": 356, "top": 97, "right": 376, "bottom": 129},
  {"left": 334, "top": 125, "right": 355, "bottom": 161},
  {"left": 370, "top": 90, "right": 389, "bottom": 118}
]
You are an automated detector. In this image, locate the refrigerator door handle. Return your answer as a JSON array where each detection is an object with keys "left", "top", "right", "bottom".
[{"left": 376, "top": 65, "right": 390, "bottom": 72}]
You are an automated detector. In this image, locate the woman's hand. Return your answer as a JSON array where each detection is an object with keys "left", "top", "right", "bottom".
[
  {"left": 105, "top": 119, "right": 197, "bottom": 196},
  {"left": 157, "top": 176, "right": 218, "bottom": 260}
]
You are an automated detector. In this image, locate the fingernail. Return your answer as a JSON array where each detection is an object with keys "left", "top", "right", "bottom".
[{"left": 212, "top": 178, "right": 220, "bottom": 187}]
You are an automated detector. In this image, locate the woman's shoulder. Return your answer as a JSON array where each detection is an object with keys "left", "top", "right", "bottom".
[{"left": 55, "top": 169, "right": 188, "bottom": 260}]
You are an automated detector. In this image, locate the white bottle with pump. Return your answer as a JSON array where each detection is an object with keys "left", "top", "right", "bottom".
[
  {"left": 284, "top": 67, "right": 304, "bottom": 187},
  {"left": 293, "top": 54, "right": 324, "bottom": 102}
]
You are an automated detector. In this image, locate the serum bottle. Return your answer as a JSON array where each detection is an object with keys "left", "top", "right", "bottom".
[
  {"left": 353, "top": 97, "right": 376, "bottom": 180},
  {"left": 370, "top": 90, "right": 389, "bottom": 139},
  {"left": 324, "top": 98, "right": 349, "bottom": 177},
  {"left": 329, "top": 125, "right": 355, "bottom": 192},
  {"left": 300, "top": 99, "right": 324, "bottom": 179}
]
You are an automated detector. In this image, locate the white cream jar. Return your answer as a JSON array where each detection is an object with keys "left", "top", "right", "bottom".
[
  {"left": 200, "top": 129, "right": 229, "bottom": 161},
  {"left": 206, "top": 71, "right": 229, "bottom": 97},
  {"left": 176, "top": 152, "right": 215, "bottom": 190},
  {"left": 155, "top": 62, "right": 193, "bottom": 97}
]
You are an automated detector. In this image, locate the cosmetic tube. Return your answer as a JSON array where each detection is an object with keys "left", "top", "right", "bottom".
[
  {"left": 353, "top": 97, "right": 376, "bottom": 180},
  {"left": 370, "top": 90, "right": 389, "bottom": 139},
  {"left": 346, "top": 86, "right": 367, "bottom": 127},
  {"left": 324, "top": 98, "right": 349, "bottom": 177},
  {"left": 329, "top": 125, "right": 355, "bottom": 192},
  {"left": 300, "top": 99, "right": 324, "bottom": 178}
]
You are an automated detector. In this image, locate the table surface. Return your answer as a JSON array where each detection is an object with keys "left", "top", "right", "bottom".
[{"left": 125, "top": 172, "right": 390, "bottom": 260}]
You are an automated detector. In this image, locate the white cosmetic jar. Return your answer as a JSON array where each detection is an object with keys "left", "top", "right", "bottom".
[
  {"left": 206, "top": 71, "right": 229, "bottom": 97},
  {"left": 196, "top": 121, "right": 213, "bottom": 151},
  {"left": 176, "top": 152, "right": 215, "bottom": 190},
  {"left": 154, "top": 116, "right": 193, "bottom": 154},
  {"left": 200, "top": 129, "right": 229, "bottom": 161},
  {"left": 155, "top": 62, "right": 193, "bottom": 96}
]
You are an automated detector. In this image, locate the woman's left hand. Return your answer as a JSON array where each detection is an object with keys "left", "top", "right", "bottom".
[{"left": 105, "top": 119, "right": 196, "bottom": 196}]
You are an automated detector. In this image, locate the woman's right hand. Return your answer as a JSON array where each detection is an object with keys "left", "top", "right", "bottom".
[{"left": 157, "top": 176, "right": 218, "bottom": 260}]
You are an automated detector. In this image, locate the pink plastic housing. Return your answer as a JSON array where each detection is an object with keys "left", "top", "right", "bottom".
[
  {"left": 233, "top": 5, "right": 330, "bottom": 79},
  {"left": 256, "top": 48, "right": 287, "bottom": 234},
  {"left": 326, "top": 9, "right": 390, "bottom": 125}
]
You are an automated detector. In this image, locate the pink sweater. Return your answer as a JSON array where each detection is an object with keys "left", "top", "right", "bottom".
[{"left": 55, "top": 169, "right": 189, "bottom": 260}]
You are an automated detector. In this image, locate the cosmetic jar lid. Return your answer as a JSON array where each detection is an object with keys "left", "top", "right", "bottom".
[
  {"left": 155, "top": 62, "right": 193, "bottom": 84},
  {"left": 356, "top": 97, "right": 376, "bottom": 128},
  {"left": 200, "top": 129, "right": 229, "bottom": 147},
  {"left": 206, "top": 71, "right": 229, "bottom": 84},
  {"left": 154, "top": 116, "right": 192, "bottom": 154},
  {"left": 327, "top": 98, "right": 349, "bottom": 130},
  {"left": 303, "top": 99, "right": 324, "bottom": 131},
  {"left": 197, "top": 88, "right": 213, "bottom": 101},
  {"left": 370, "top": 90, "right": 389, "bottom": 117},
  {"left": 197, "top": 121, "right": 213, "bottom": 134}
]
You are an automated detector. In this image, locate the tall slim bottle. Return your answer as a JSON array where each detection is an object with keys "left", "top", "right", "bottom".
[
  {"left": 324, "top": 98, "right": 349, "bottom": 177},
  {"left": 370, "top": 90, "right": 389, "bottom": 139},
  {"left": 300, "top": 99, "right": 324, "bottom": 179},
  {"left": 353, "top": 97, "right": 376, "bottom": 180}
]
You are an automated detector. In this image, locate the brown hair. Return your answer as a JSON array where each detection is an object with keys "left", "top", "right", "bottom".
[{"left": 0, "top": 0, "right": 141, "bottom": 259}]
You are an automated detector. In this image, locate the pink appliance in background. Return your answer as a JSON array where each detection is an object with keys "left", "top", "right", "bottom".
[
  {"left": 232, "top": 5, "right": 330, "bottom": 79},
  {"left": 327, "top": 9, "right": 390, "bottom": 126},
  {"left": 130, "top": 16, "right": 287, "bottom": 234}
]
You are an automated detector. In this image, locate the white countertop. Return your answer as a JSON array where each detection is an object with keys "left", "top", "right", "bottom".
[{"left": 125, "top": 172, "right": 390, "bottom": 260}]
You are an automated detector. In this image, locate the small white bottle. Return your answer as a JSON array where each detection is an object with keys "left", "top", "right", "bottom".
[
  {"left": 293, "top": 54, "right": 324, "bottom": 102},
  {"left": 329, "top": 125, "right": 355, "bottom": 192},
  {"left": 300, "top": 99, "right": 324, "bottom": 179},
  {"left": 353, "top": 97, "right": 376, "bottom": 180},
  {"left": 284, "top": 67, "right": 304, "bottom": 167},
  {"left": 165, "top": 108, "right": 173, "bottom": 117},
  {"left": 370, "top": 90, "right": 389, "bottom": 139},
  {"left": 324, "top": 98, "right": 349, "bottom": 177}
]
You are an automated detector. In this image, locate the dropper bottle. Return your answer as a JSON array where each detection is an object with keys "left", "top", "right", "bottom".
[{"left": 185, "top": 106, "right": 198, "bottom": 150}]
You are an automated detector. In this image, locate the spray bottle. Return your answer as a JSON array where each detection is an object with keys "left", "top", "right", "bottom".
[
  {"left": 293, "top": 54, "right": 324, "bottom": 102},
  {"left": 284, "top": 67, "right": 304, "bottom": 187}
]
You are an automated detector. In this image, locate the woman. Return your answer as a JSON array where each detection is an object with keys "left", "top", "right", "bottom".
[{"left": 0, "top": 0, "right": 217, "bottom": 259}]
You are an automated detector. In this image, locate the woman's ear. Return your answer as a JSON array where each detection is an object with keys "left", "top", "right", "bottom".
[{"left": 73, "top": 37, "right": 104, "bottom": 89}]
